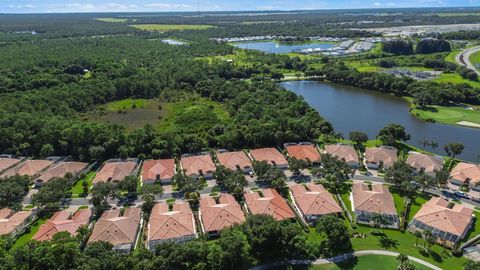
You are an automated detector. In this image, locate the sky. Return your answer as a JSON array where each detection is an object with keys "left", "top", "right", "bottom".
[{"left": 1, "top": 0, "right": 480, "bottom": 13}]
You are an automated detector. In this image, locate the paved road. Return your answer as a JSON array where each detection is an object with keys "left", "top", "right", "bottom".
[{"left": 455, "top": 46, "right": 480, "bottom": 75}]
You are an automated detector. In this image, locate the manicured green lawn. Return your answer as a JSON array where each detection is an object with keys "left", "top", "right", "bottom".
[
  {"left": 13, "top": 218, "right": 48, "bottom": 247},
  {"left": 445, "top": 50, "right": 461, "bottom": 63},
  {"left": 434, "top": 73, "right": 480, "bottom": 88},
  {"left": 130, "top": 24, "right": 215, "bottom": 32},
  {"left": 469, "top": 50, "right": 480, "bottom": 71},
  {"left": 391, "top": 191, "right": 406, "bottom": 216},
  {"left": 71, "top": 172, "right": 96, "bottom": 197},
  {"left": 462, "top": 210, "right": 480, "bottom": 243},
  {"left": 411, "top": 105, "right": 480, "bottom": 126},
  {"left": 308, "top": 254, "right": 432, "bottom": 270},
  {"left": 105, "top": 98, "right": 151, "bottom": 111}
]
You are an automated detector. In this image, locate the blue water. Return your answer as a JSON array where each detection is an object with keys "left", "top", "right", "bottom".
[{"left": 232, "top": 41, "right": 335, "bottom": 54}]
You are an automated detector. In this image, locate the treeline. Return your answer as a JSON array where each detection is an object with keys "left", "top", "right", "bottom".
[
  {"left": 439, "top": 30, "right": 480, "bottom": 40},
  {"left": 382, "top": 39, "right": 451, "bottom": 55},
  {"left": 0, "top": 215, "right": 317, "bottom": 270},
  {"left": 319, "top": 63, "right": 480, "bottom": 105}
]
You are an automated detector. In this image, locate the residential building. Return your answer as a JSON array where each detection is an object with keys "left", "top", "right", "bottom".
[
  {"left": 284, "top": 143, "right": 321, "bottom": 164},
  {"left": 290, "top": 183, "right": 342, "bottom": 224},
  {"left": 364, "top": 146, "right": 398, "bottom": 170},
  {"left": 88, "top": 208, "right": 141, "bottom": 254},
  {"left": 244, "top": 188, "right": 295, "bottom": 221},
  {"left": 180, "top": 154, "right": 216, "bottom": 179},
  {"left": 34, "top": 161, "right": 89, "bottom": 187},
  {"left": 93, "top": 161, "right": 137, "bottom": 184},
  {"left": 216, "top": 151, "right": 253, "bottom": 173},
  {"left": 0, "top": 158, "right": 22, "bottom": 174},
  {"left": 408, "top": 197, "right": 474, "bottom": 246},
  {"left": 0, "top": 209, "right": 33, "bottom": 236},
  {"left": 449, "top": 162, "right": 480, "bottom": 191},
  {"left": 147, "top": 202, "right": 196, "bottom": 250},
  {"left": 33, "top": 209, "right": 91, "bottom": 241},
  {"left": 351, "top": 183, "right": 399, "bottom": 228},
  {"left": 1, "top": 159, "right": 53, "bottom": 178},
  {"left": 324, "top": 144, "right": 359, "bottom": 167},
  {"left": 142, "top": 159, "right": 176, "bottom": 185},
  {"left": 248, "top": 148, "right": 288, "bottom": 169},
  {"left": 199, "top": 194, "right": 245, "bottom": 236},
  {"left": 406, "top": 152, "right": 443, "bottom": 176}
]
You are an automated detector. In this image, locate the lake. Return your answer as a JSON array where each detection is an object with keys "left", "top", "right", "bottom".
[
  {"left": 281, "top": 80, "right": 480, "bottom": 162},
  {"left": 232, "top": 41, "right": 335, "bottom": 54}
]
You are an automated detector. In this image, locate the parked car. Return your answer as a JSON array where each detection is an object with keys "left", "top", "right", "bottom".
[{"left": 454, "top": 191, "right": 469, "bottom": 199}]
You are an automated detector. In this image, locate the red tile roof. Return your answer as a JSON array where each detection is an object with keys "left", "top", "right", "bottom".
[
  {"left": 413, "top": 197, "right": 473, "bottom": 236},
  {"left": 93, "top": 161, "right": 136, "bottom": 184},
  {"left": 406, "top": 153, "right": 443, "bottom": 173},
  {"left": 36, "top": 161, "right": 88, "bottom": 183},
  {"left": 0, "top": 209, "right": 32, "bottom": 236},
  {"left": 148, "top": 202, "right": 195, "bottom": 242},
  {"left": 0, "top": 158, "right": 21, "bottom": 172},
  {"left": 290, "top": 183, "right": 343, "bottom": 216},
  {"left": 217, "top": 151, "right": 252, "bottom": 171},
  {"left": 88, "top": 208, "right": 141, "bottom": 247},
  {"left": 33, "top": 209, "right": 91, "bottom": 241},
  {"left": 352, "top": 183, "right": 397, "bottom": 215},
  {"left": 365, "top": 147, "right": 398, "bottom": 168},
  {"left": 450, "top": 162, "right": 480, "bottom": 185},
  {"left": 142, "top": 159, "right": 175, "bottom": 182},
  {"left": 1, "top": 160, "right": 53, "bottom": 178},
  {"left": 244, "top": 189, "right": 295, "bottom": 221},
  {"left": 285, "top": 144, "right": 321, "bottom": 162},
  {"left": 324, "top": 145, "right": 359, "bottom": 164},
  {"left": 180, "top": 155, "right": 216, "bottom": 177},
  {"left": 249, "top": 148, "right": 288, "bottom": 167},
  {"left": 200, "top": 194, "right": 245, "bottom": 233}
]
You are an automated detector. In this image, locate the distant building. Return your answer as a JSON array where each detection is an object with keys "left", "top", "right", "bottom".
[
  {"left": 88, "top": 208, "right": 141, "bottom": 254},
  {"left": 324, "top": 144, "right": 359, "bottom": 167},
  {"left": 147, "top": 202, "right": 196, "bottom": 250},
  {"left": 180, "top": 154, "right": 216, "bottom": 179},
  {"left": 248, "top": 148, "right": 288, "bottom": 169},
  {"left": 33, "top": 209, "right": 91, "bottom": 241},
  {"left": 352, "top": 183, "right": 399, "bottom": 228},
  {"left": 216, "top": 151, "right": 253, "bottom": 173},
  {"left": 364, "top": 147, "right": 398, "bottom": 170},
  {"left": 142, "top": 159, "right": 176, "bottom": 185},
  {"left": 1, "top": 159, "right": 53, "bottom": 178},
  {"left": 449, "top": 162, "right": 480, "bottom": 191},
  {"left": 34, "top": 161, "right": 89, "bottom": 187},
  {"left": 408, "top": 197, "right": 473, "bottom": 246},
  {"left": 406, "top": 152, "right": 443, "bottom": 176},
  {"left": 0, "top": 209, "right": 33, "bottom": 237},
  {"left": 199, "top": 194, "right": 245, "bottom": 236},
  {"left": 284, "top": 143, "right": 321, "bottom": 164},
  {"left": 244, "top": 188, "right": 295, "bottom": 221},
  {"left": 290, "top": 183, "right": 342, "bottom": 224},
  {"left": 93, "top": 161, "right": 137, "bottom": 184}
]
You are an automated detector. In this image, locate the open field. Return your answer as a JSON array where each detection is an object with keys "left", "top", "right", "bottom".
[
  {"left": 130, "top": 24, "right": 215, "bottom": 32},
  {"left": 411, "top": 105, "right": 480, "bottom": 126},
  {"left": 308, "top": 254, "right": 432, "bottom": 270},
  {"left": 104, "top": 98, "right": 151, "bottom": 111},
  {"left": 95, "top": 18, "right": 128, "bottom": 23}
]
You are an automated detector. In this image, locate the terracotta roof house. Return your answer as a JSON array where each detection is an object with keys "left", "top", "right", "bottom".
[
  {"left": 217, "top": 151, "right": 253, "bottom": 173},
  {"left": 1, "top": 159, "right": 53, "bottom": 178},
  {"left": 199, "top": 194, "right": 245, "bottom": 236},
  {"left": 34, "top": 161, "right": 89, "bottom": 187},
  {"left": 33, "top": 209, "right": 91, "bottom": 241},
  {"left": 365, "top": 147, "right": 398, "bottom": 170},
  {"left": 248, "top": 148, "right": 288, "bottom": 169},
  {"left": 147, "top": 202, "right": 196, "bottom": 250},
  {"left": 351, "top": 183, "right": 399, "bottom": 228},
  {"left": 449, "top": 162, "right": 480, "bottom": 191},
  {"left": 284, "top": 143, "right": 321, "bottom": 164},
  {"left": 290, "top": 183, "right": 342, "bottom": 224},
  {"left": 142, "top": 159, "right": 176, "bottom": 184},
  {"left": 0, "top": 209, "right": 33, "bottom": 236},
  {"left": 93, "top": 161, "right": 137, "bottom": 184},
  {"left": 408, "top": 197, "right": 474, "bottom": 246},
  {"left": 180, "top": 154, "right": 216, "bottom": 179},
  {"left": 324, "top": 144, "right": 359, "bottom": 167},
  {"left": 88, "top": 208, "right": 141, "bottom": 254},
  {"left": 244, "top": 189, "right": 295, "bottom": 221},
  {"left": 406, "top": 152, "right": 443, "bottom": 176},
  {"left": 0, "top": 158, "right": 22, "bottom": 174}
]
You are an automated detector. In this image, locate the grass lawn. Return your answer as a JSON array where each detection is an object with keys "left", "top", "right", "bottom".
[
  {"left": 462, "top": 210, "right": 480, "bottom": 243},
  {"left": 95, "top": 18, "right": 128, "bottom": 23},
  {"left": 391, "top": 191, "right": 406, "bottom": 216},
  {"left": 130, "top": 24, "right": 215, "bottom": 32},
  {"left": 469, "top": 50, "right": 480, "bottom": 71},
  {"left": 411, "top": 105, "right": 480, "bottom": 126},
  {"left": 445, "top": 50, "right": 461, "bottom": 63},
  {"left": 104, "top": 98, "right": 151, "bottom": 111},
  {"left": 13, "top": 218, "right": 48, "bottom": 247},
  {"left": 71, "top": 172, "right": 96, "bottom": 197},
  {"left": 433, "top": 73, "right": 480, "bottom": 88},
  {"left": 308, "top": 254, "right": 433, "bottom": 270}
]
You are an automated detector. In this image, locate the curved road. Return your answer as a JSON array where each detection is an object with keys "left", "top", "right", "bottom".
[{"left": 455, "top": 46, "right": 480, "bottom": 75}]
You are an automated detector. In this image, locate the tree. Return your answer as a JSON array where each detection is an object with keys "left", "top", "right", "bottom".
[
  {"left": 288, "top": 157, "right": 307, "bottom": 177},
  {"left": 464, "top": 260, "right": 480, "bottom": 270},
  {"left": 385, "top": 160, "right": 415, "bottom": 196},
  {"left": 81, "top": 179, "right": 89, "bottom": 197},
  {"left": 382, "top": 40, "right": 414, "bottom": 55},
  {"left": 208, "top": 228, "right": 254, "bottom": 270},
  {"left": 0, "top": 175, "right": 30, "bottom": 209},
  {"left": 415, "top": 38, "right": 451, "bottom": 54},
  {"left": 253, "top": 161, "right": 286, "bottom": 189},
  {"left": 444, "top": 143, "right": 465, "bottom": 159},
  {"left": 316, "top": 154, "right": 352, "bottom": 193},
  {"left": 40, "top": 143, "right": 54, "bottom": 158},
  {"left": 377, "top": 124, "right": 411, "bottom": 146},
  {"left": 434, "top": 169, "right": 450, "bottom": 188},
  {"left": 415, "top": 173, "right": 436, "bottom": 194},
  {"left": 349, "top": 131, "right": 368, "bottom": 150},
  {"left": 423, "top": 230, "right": 435, "bottom": 249},
  {"left": 90, "top": 182, "right": 117, "bottom": 216},
  {"left": 371, "top": 213, "right": 387, "bottom": 234},
  {"left": 397, "top": 254, "right": 417, "bottom": 270},
  {"left": 118, "top": 175, "right": 138, "bottom": 195},
  {"left": 32, "top": 177, "right": 72, "bottom": 212},
  {"left": 413, "top": 230, "right": 422, "bottom": 246},
  {"left": 316, "top": 215, "right": 351, "bottom": 254}
]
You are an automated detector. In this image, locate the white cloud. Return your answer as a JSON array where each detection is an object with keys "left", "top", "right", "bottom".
[
  {"left": 373, "top": 2, "right": 382, "bottom": 6},
  {"left": 144, "top": 3, "right": 191, "bottom": 9}
]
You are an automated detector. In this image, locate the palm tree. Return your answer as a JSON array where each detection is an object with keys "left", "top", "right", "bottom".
[
  {"left": 413, "top": 230, "right": 422, "bottom": 247},
  {"left": 423, "top": 230, "right": 433, "bottom": 248},
  {"left": 372, "top": 213, "right": 387, "bottom": 234}
]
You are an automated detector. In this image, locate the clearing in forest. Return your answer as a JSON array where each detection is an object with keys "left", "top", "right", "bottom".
[{"left": 129, "top": 24, "right": 215, "bottom": 32}]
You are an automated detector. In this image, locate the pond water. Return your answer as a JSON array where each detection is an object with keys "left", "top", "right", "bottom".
[
  {"left": 232, "top": 41, "right": 335, "bottom": 54},
  {"left": 281, "top": 80, "right": 480, "bottom": 162}
]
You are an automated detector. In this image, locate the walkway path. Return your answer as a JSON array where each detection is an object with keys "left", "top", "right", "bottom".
[{"left": 455, "top": 46, "right": 480, "bottom": 75}]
